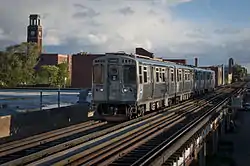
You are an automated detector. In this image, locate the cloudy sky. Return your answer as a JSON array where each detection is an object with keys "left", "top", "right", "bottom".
[{"left": 0, "top": 0, "right": 250, "bottom": 70}]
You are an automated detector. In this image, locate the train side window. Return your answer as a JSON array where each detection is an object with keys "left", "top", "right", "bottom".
[
  {"left": 93, "top": 64, "right": 104, "bottom": 84},
  {"left": 143, "top": 71, "right": 147, "bottom": 83},
  {"left": 155, "top": 67, "right": 160, "bottom": 82},
  {"left": 170, "top": 69, "right": 174, "bottom": 82},
  {"left": 165, "top": 68, "right": 168, "bottom": 81},
  {"left": 178, "top": 70, "right": 182, "bottom": 82},
  {"left": 155, "top": 67, "right": 160, "bottom": 83},
  {"left": 139, "top": 66, "right": 143, "bottom": 84},
  {"left": 177, "top": 70, "right": 179, "bottom": 82},
  {"left": 139, "top": 76, "right": 143, "bottom": 83},
  {"left": 159, "top": 68, "right": 162, "bottom": 82},
  {"left": 123, "top": 65, "right": 136, "bottom": 84},
  {"left": 162, "top": 68, "right": 165, "bottom": 82},
  {"left": 143, "top": 66, "right": 148, "bottom": 83}
]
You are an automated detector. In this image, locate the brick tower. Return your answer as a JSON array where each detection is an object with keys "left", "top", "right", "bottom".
[{"left": 27, "top": 14, "right": 43, "bottom": 54}]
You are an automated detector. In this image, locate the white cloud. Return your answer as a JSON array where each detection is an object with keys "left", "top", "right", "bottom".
[{"left": 0, "top": 0, "right": 250, "bottom": 71}]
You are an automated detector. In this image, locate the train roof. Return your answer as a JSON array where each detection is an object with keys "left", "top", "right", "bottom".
[
  {"left": 98, "top": 52, "right": 215, "bottom": 73},
  {"left": 135, "top": 57, "right": 175, "bottom": 68},
  {"left": 193, "top": 67, "right": 214, "bottom": 73}
]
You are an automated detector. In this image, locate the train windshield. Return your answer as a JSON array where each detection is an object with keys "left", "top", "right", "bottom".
[
  {"left": 93, "top": 64, "right": 104, "bottom": 84},
  {"left": 123, "top": 65, "right": 136, "bottom": 84}
]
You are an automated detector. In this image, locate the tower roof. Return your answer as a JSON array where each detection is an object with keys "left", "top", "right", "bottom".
[{"left": 29, "top": 14, "right": 41, "bottom": 19}]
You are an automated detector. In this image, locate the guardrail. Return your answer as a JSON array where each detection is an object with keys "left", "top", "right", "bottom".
[{"left": 0, "top": 89, "right": 82, "bottom": 112}]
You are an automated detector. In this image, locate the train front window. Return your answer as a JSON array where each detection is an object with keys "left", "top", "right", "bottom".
[
  {"left": 93, "top": 64, "right": 104, "bottom": 84},
  {"left": 123, "top": 65, "right": 136, "bottom": 84}
]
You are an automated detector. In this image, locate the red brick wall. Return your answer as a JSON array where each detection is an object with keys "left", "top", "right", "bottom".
[
  {"left": 36, "top": 54, "right": 72, "bottom": 85},
  {"left": 135, "top": 47, "right": 154, "bottom": 58},
  {"left": 71, "top": 54, "right": 105, "bottom": 88},
  {"left": 36, "top": 54, "right": 58, "bottom": 69}
]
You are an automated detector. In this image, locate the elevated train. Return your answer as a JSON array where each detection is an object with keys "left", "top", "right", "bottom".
[{"left": 91, "top": 52, "right": 215, "bottom": 121}]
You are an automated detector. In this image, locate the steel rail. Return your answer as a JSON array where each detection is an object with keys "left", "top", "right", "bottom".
[
  {"left": 0, "top": 100, "right": 193, "bottom": 166},
  {"left": 130, "top": 87, "right": 243, "bottom": 166},
  {"left": 0, "top": 121, "right": 108, "bottom": 159},
  {"left": 0, "top": 120, "right": 102, "bottom": 153},
  {"left": 0, "top": 96, "right": 210, "bottom": 166},
  {"left": 90, "top": 89, "right": 231, "bottom": 166},
  {"left": 0, "top": 86, "right": 227, "bottom": 166},
  {"left": 25, "top": 90, "right": 227, "bottom": 165}
]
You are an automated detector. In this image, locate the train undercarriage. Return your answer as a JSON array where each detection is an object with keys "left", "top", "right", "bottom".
[{"left": 93, "top": 89, "right": 214, "bottom": 122}]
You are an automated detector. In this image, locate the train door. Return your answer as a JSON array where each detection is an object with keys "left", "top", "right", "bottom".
[
  {"left": 176, "top": 68, "right": 180, "bottom": 94},
  {"left": 202, "top": 72, "right": 205, "bottom": 89},
  {"left": 190, "top": 70, "right": 193, "bottom": 91},
  {"left": 174, "top": 67, "right": 178, "bottom": 96},
  {"left": 165, "top": 67, "right": 169, "bottom": 95},
  {"left": 169, "top": 67, "right": 175, "bottom": 95},
  {"left": 107, "top": 64, "right": 121, "bottom": 101},
  {"left": 194, "top": 70, "right": 198, "bottom": 92},
  {"left": 151, "top": 66, "right": 155, "bottom": 98},
  {"left": 181, "top": 69, "right": 184, "bottom": 92},
  {"left": 92, "top": 63, "right": 105, "bottom": 101}
]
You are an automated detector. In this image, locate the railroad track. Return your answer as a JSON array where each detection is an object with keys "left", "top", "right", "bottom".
[
  {"left": 111, "top": 87, "right": 244, "bottom": 166},
  {"left": 48, "top": 89, "right": 231, "bottom": 166},
  {"left": 0, "top": 86, "right": 230, "bottom": 166},
  {"left": 0, "top": 120, "right": 113, "bottom": 165},
  {"left": 0, "top": 85, "right": 232, "bottom": 166},
  {"left": 0, "top": 98, "right": 201, "bottom": 166}
]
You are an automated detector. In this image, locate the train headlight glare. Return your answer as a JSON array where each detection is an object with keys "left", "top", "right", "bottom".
[
  {"left": 100, "top": 88, "right": 104, "bottom": 92},
  {"left": 122, "top": 88, "right": 129, "bottom": 93}
]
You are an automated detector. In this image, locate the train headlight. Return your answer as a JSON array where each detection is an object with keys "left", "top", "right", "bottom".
[{"left": 122, "top": 88, "right": 129, "bottom": 93}]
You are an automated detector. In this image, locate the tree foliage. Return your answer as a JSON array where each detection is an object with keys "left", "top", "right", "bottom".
[
  {"left": 233, "top": 64, "right": 248, "bottom": 81},
  {"left": 57, "top": 62, "right": 69, "bottom": 87},
  {"left": 36, "top": 62, "right": 69, "bottom": 87},
  {"left": 37, "top": 65, "right": 59, "bottom": 86},
  {"left": 0, "top": 42, "right": 70, "bottom": 88},
  {"left": 0, "top": 42, "right": 40, "bottom": 87}
]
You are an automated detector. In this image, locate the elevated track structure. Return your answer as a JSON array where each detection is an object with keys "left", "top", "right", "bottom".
[{"left": 0, "top": 82, "right": 246, "bottom": 166}]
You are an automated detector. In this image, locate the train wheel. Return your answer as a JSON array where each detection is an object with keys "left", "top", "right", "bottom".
[
  {"left": 168, "top": 100, "right": 172, "bottom": 107},
  {"left": 141, "top": 109, "right": 145, "bottom": 117},
  {"left": 127, "top": 106, "right": 134, "bottom": 120},
  {"left": 139, "top": 106, "right": 145, "bottom": 117}
]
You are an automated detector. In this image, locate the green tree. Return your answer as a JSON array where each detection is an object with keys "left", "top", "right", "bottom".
[
  {"left": 37, "top": 65, "right": 59, "bottom": 86},
  {"left": 0, "top": 42, "right": 40, "bottom": 87},
  {"left": 57, "top": 62, "right": 69, "bottom": 87},
  {"left": 233, "top": 64, "right": 248, "bottom": 81}
]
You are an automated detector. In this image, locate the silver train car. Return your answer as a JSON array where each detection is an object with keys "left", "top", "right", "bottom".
[{"left": 91, "top": 52, "right": 215, "bottom": 121}]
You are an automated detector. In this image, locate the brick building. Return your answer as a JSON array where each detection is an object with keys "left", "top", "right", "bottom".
[
  {"left": 36, "top": 53, "right": 72, "bottom": 80},
  {"left": 71, "top": 53, "right": 105, "bottom": 88},
  {"left": 26, "top": 14, "right": 72, "bottom": 85}
]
